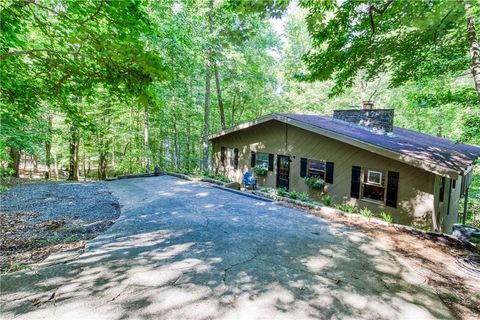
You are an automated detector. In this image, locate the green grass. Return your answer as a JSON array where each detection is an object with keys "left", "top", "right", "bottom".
[
  {"left": 335, "top": 203, "right": 357, "bottom": 213},
  {"left": 321, "top": 195, "right": 332, "bottom": 206},
  {"left": 276, "top": 187, "right": 288, "bottom": 197},
  {"left": 360, "top": 207, "right": 373, "bottom": 218},
  {"left": 440, "top": 291, "right": 460, "bottom": 303},
  {"left": 379, "top": 212, "right": 394, "bottom": 223}
]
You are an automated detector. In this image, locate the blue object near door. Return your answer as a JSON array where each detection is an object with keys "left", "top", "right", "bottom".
[{"left": 243, "top": 172, "right": 257, "bottom": 189}]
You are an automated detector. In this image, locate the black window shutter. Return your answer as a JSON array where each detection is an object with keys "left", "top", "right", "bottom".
[
  {"left": 268, "top": 153, "right": 274, "bottom": 171},
  {"left": 250, "top": 151, "right": 256, "bottom": 168},
  {"left": 350, "top": 166, "right": 361, "bottom": 198},
  {"left": 386, "top": 171, "right": 399, "bottom": 208},
  {"left": 300, "top": 158, "right": 307, "bottom": 178},
  {"left": 234, "top": 148, "right": 239, "bottom": 169},
  {"left": 325, "top": 162, "right": 334, "bottom": 184}
]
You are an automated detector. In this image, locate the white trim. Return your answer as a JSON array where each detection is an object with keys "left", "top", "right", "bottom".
[{"left": 367, "top": 170, "right": 383, "bottom": 185}]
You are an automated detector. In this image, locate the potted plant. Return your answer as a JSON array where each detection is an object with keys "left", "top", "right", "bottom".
[
  {"left": 304, "top": 176, "right": 324, "bottom": 189},
  {"left": 253, "top": 166, "right": 268, "bottom": 176}
]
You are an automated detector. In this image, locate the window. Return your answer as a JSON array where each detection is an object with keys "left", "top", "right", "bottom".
[
  {"left": 361, "top": 168, "right": 386, "bottom": 202},
  {"left": 308, "top": 160, "right": 325, "bottom": 179},
  {"left": 256, "top": 153, "right": 269, "bottom": 169},
  {"left": 367, "top": 170, "right": 382, "bottom": 184}
]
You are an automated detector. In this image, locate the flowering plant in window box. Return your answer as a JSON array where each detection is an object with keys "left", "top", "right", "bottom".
[
  {"left": 253, "top": 166, "right": 268, "bottom": 176},
  {"left": 304, "top": 176, "right": 324, "bottom": 189}
]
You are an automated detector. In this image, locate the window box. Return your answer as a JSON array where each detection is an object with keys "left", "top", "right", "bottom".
[
  {"left": 253, "top": 166, "right": 268, "bottom": 176},
  {"left": 304, "top": 176, "right": 324, "bottom": 189}
]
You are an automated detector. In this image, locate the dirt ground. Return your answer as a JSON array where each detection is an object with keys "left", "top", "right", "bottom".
[
  {"left": 280, "top": 202, "right": 480, "bottom": 320},
  {"left": 0, "top": 180, "right": 120, "bottom": 273}
]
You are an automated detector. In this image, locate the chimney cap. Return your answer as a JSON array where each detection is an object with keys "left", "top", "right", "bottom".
[{"left": 362, "top": 101, "right": 374, "bottom": 110}]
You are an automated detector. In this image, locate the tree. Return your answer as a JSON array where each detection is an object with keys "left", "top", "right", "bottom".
[{"left": 300, "top": 0, "right": 480, "bottom": 99}]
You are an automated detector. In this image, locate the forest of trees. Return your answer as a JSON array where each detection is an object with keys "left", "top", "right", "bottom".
[{"left": 1, "top": 0, "right": 479, "bottom": 182}]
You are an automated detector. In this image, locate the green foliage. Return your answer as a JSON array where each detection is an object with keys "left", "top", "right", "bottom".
[
  {"left": 335, "top": 203, "right": 357, "bottom": 213},
  {"left": 289, "top": 191, "right": 311, "bottom": 202},
  {"left": 300, "top": 0, "right": 477, "bottom": 95},
  {"left": 203, "top": 172, "right": 231, "bottom": 183},
  {"left": 1, "top": 260, "right": 31, "bottom": 274},
  {"left": 360, "top": 208, "right": 373, "bottom": 218},
  {"left": 276, "top": 187, "right": 288, "bottom": 197},
  {"left": 253, "top": 166, "right": 268, "bottom": 176},
  {"left": 321, "top": 195, "right": 332, "bottom": 206},
  {"left": 380, "top": 212, "right": 394, "bottom": 223},
  {"left": 304, "top": 176, "right": 324, "bottom": 189}
]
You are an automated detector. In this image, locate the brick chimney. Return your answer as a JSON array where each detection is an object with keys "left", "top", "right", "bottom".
[{"left": 333, "top": 104, "right": 394, "bottom": 134}]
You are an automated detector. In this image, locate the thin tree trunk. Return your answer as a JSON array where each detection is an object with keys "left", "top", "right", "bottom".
[
  {"left": 23, "top": 152, "right": 27, "bottom": 170},
  {"left": 68, "top": 125, "right": 79, "bottom": 181},
  {"left": 202, "top": 0, "right": 214, "bottom": 171},
  {"left": 53, "top": 153, "right": 58, "bottom": 180},
  {"left": 214, "top": 63, "right": 226, "bottom": 130},
  {"left": 172, "top": 100, "right": 180, "bottom": 169},
  {"left": 33, "top": 155, "right": 38, "bottom": 173},
  {"left": 82, "top": 151, "right": 86, "bottom": 181},
  {"left": 230, "top": 92, "right": 236, "bottom": 126},
  {"left": 8, "top": 148, "right": 20, "bottom": 178},
  {"left": 143, "top": 106, "right": 150, "bottom": 170},
  {"left": 465, "top": 1, "right": 480, "bottom": 99},
  {"left": 45, "top": 116, "right": 52, "bottom": 180}
]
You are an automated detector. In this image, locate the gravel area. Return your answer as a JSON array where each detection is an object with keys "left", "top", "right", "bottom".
[{"left": 0, "top": 181, "right": 120, "bottom": 272}]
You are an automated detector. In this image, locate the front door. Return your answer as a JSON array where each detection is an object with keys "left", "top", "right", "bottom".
[{"left": 277, "top": 155, "right": 290, "bottom": 191}]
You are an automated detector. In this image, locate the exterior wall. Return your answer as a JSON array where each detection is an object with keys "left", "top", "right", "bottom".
[
  {"left": 434, "top": 176, "right": 462, "bottom": 233},
  {"left": 211, "top": 120, "right": 455, "bottom": 231}
]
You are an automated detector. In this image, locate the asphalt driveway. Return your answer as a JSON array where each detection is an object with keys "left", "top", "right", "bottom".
[{"left": 1, "top": 176, "right": 453, "bottom": 319}]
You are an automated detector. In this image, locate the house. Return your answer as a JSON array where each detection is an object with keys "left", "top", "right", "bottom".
[{"left": 208, "top": 103, "right": 480, "bottom": 233}]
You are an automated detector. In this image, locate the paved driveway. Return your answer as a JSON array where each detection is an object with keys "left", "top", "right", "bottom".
[{"left": 1, "top": 176, "right": 452, "bottom": 319}]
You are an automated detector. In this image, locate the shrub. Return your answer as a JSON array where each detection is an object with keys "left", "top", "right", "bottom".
[
  {"left": 204, "top": 172, "right": 230, "bottom": 183},
  {"left": 360, "top": 207, "right": 373, "bottom": 218},
  {"left": 276, "top": 187, "right": 288, "bottom": 197},
  {"left": 304, "top": 177, "right": 324, "bottom": 189},
  {"left": 297, "top": 192, "right": 311, "bottom": 202},
  {"left": 380, "top": 212, "right": 394, "bottom": 223},
  {"left": 321, "top": 195, "right": 332, "bottom": 206},
  {"left": 260, "top": 187, "right": 274, "bottom": 194},
  {"left": 289, "top": 191, "right": 311, "bottom": 202},
  {"left": 335, "top": 203, "right": 356, "bottom": 213},
  {"left": 253, "top": 166, "right": 268, "bottom": 176}
]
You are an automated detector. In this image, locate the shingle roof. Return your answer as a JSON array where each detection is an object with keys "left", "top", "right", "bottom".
[{"left": 281, "top": 113, "right": 480, "bottom": 174}]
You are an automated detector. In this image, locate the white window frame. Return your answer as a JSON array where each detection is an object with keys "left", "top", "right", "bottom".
[
  {"left": 367, "top": 170, "right": 383, "bottom": 185},
  {"left": 361, "top": 168, "right": 386, "bottom": 204},
  {"left": 256, "top": 152, "right": 269, "bottom": 169},
  {"left": 307, "top": 159, "right": 325, "bottom": 179}
]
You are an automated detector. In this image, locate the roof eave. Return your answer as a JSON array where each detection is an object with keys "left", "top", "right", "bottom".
[{"left": 209, "top": 113, "right": 464, "bottom": 179}]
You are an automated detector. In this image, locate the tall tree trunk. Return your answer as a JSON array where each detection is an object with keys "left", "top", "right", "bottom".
[
  {"left": 8, "top": 148, "right": 21, "bottom": 178},
  {"left": 202, "top": 0, "right": 214, "bottom": 171},
  {"left": 230, "top": 92, "right": 236, "bottom": 126},
  {"left": 172, "top": 99, "right": 180, "bottom": 169},
  {"left": 53, "top": 153, "right": 59, "bottom": 180},
  {"left": 214, "top": 63, "right": 226, "bottom": 130},
  {"left": 144, "top": 106, "right": 150, "bottom": 170},
  {"left": 68, "top": 125, "right": 79, "bottom": 181},
  {"left": 45, "top": 116, "right": 52, "bottom": 180},
  {"left": 465, "top": 1, "right": 480, "bottom": 99}
]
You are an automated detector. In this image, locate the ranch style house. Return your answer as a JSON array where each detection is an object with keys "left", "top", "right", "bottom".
[{"left": 208, "top": 104, "right": 480, "bottom": 233}]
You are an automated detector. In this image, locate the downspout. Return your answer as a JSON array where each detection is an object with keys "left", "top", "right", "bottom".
[{"left": 462, "top": 187, "right": 469, "bottom": 224}]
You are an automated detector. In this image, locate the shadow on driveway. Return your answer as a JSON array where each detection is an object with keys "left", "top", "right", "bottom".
[{"left": 0, "top": 176, "right": 453, "bottom": 319}]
